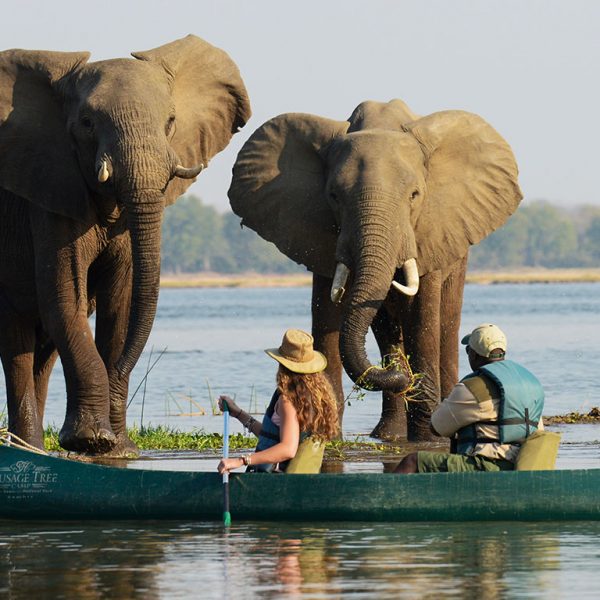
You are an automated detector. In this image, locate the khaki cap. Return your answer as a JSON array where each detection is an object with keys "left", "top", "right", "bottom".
[
  {"left": 265, "top": 329, "right": 327, "bottom": 374},
  {"left": 461, "top": 323, "right": 507, "bottom": 358}
]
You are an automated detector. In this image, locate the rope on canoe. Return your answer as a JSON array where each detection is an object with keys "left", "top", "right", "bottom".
[{"left": 0, "top": 428, "right": 48, "bottom": 455}]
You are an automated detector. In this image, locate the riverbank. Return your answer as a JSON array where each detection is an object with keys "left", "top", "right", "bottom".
[
  {"left": 160, "top": 272, "right": 312, "bottom": 288},
  {"left": 160, "top": 269, "right": 600, "bottom": 288},
  {"left": 466, "top": 268, "right": 600, "bottom": 284}
]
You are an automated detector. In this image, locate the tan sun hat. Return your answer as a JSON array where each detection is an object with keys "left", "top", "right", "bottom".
[
  {"left": 461, "top": 323, "right": 507, "bottom": 358},
  {"left": 265, "top": 329, "right": 327, "bottom": 374}
]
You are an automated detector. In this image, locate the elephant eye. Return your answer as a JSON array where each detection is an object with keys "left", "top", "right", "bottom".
[
  {"left": 410, "top": 190, "right": 420, "bottom": 201},
  {"left": 165, "top": 115, "right": 176, "bottom": 136},
  {"left": 80, "top": 116, "right": 94, "bottom": 132}
]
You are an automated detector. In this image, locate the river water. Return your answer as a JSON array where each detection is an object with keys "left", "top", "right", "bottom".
[
  {"left": 2, "top": 282, "right": 600, "bottom": 598},
  {"left": 35, "top": 282, "right": 600, "bottom": 437}
]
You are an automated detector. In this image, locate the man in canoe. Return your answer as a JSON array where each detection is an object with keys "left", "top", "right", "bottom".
[
  {"left": 217, "top": 329, "right": 339, "bottom": 474},
  {"left": 395, "top": 323, "right": 545, "bottom": 473}
]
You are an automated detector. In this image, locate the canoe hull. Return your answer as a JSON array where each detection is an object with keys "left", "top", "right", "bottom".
[{"left": 1, "top": 445, "right": 599, "bottom": 521}]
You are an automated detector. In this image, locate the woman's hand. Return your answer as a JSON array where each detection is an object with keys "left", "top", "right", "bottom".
[
  {"left": 218, "top": 457, "right": 245, "bottom": 474},
  {"left": 218, "top": 395, "right": 241, "bottom": 417}
]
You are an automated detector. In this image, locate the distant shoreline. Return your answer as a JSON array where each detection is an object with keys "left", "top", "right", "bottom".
[
  {"left": 466, "top": 268, "right": 600, "bottom": 284},
  {"left": 160, "top": 269, "right": 600, "bottom": 288}
]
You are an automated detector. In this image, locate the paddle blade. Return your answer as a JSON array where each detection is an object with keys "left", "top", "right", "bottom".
[{"left": 223, "top": 476, "right": 231, "bottom": 526}]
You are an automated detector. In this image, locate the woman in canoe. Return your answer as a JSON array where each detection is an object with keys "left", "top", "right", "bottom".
[{"left": 217, "top": 329, "right": 338, "bottom": 474}]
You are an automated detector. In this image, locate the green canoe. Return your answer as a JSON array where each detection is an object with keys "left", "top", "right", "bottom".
[{"left": 1, "top": 443, "right": 599, "bottom": 521}]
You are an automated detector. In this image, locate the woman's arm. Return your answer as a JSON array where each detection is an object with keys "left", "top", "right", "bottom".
[
  {"left": 218, "top": 397, "right": 300, "bottom": 473},
  {"left": 234, "top": 408, "right": 263, "bottom": 437},
  {"left": 218, "top": 395, "right": 262, "bottom": 436},
  {"left": 248, "top": 397, "right": 300, "bottom": 466}
]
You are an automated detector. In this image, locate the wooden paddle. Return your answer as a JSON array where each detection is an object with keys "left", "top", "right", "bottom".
[{"left": 222, "top": 400, "right": 232, "bottom": 527}]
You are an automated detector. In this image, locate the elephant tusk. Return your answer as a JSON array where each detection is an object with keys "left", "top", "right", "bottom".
[
  {"left": 97, "top": 160, "right": 109, "bottom": 183},
  {"left": 392, "top": 258, "right": 419, "bottom": 296},
  {"left": 331, "top": 263, "right": 350, "bottom": 304},
  {"left": 174, "top": 163, "right": 205, "bottom": 179}
]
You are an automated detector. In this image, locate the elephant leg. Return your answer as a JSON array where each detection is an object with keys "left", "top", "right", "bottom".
[
  {"left": 0, "top": 298, "right": 43, "bottom": 448},
  {"left": 43, "top": 303, "right": 115, "bottom": 454},
  {"left": 32, "top": 331, "right": 58, "bottom": 429},
  {"left": 30, "top": 211, "right": 115, "bottom": 453},
  {"left": 440, "top": 255, "right": 468, "bottom": 397},
  {"left": 92, "top": 239, "right": 139, "bottom": 456},
  {"left": 403, "top": 269, "right": 442, "bottom": 441},
  {"left": 370, "top": 302, "right": 408, "bottom": 441},
  {"left": 311, "top": 274, "right": 344, "bottom": 429}
]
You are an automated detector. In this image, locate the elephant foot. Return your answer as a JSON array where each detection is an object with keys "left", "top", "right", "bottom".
[
  {"left": 8, "top": 425, "right": 45, "bottom": 452},
  {"left": 59, "top": 413, "right": 117, "bottom": 454},
  {"left": 407, "top": 399, "right": 437, "bottom": 442},
  {"left": 407, "top": 425, "right": 437, "bottom": 442},
  {"left": 96, "top": 434, "right": 140, "bottom": 459},
  {"left": 370, "top": 416, "right": 408, "bottom": 441},
  {"left": 28, "top": 433, "right": 45, "bottom": 452}
]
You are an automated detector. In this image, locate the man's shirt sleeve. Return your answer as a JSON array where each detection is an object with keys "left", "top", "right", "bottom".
[{"left": 431, "top": 382, "right": 482, "bottom": 437}]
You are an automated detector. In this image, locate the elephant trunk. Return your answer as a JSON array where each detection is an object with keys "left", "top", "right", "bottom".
[
  {"left": 339, "top": 199, "right": 415, "bottom": 392},
  {"left": 340, "top": 270, "right": 409, "bottom": 392},
  {"left": 106, "top": 126, "right": 208, "bottom": 379},
  {"left": 115, "top": 190, "right": 165, "bottom": 379}
]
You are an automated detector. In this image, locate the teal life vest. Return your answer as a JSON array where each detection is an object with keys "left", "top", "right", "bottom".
[
  {"left": 251, "top": 390, "right": 308, "bottom": 473},
  {"left": 456, "top": 360, "right": 544, "bottom": 455}
]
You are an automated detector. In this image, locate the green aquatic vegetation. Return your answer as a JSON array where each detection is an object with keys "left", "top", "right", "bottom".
[
  {"left": 43, "top": 426, "right": 61, "bottom": 450},
  {"left": 41, "top": 425, "right": 256, "bottom": 452},
  {"left": 544, "top": 408, "right": 600, "bottom": 424},
  {"left": 325, "top": 437, "right": 405, "bottom": 460},
  {"left": 127, "top": 427, "right": 257, "bottom": 451},
  {"left": 40, "top": 425, "right": 406, "bottom": 457}
]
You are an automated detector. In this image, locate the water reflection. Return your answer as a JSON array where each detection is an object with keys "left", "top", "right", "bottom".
[
  {"left": 253, "top": 532, "right": 340, "bottom": 598},
  {"left": 0, "top": 524, "right": 166, "bottom": 599},
  {"left": 2, "top": 520, "right": 600, "bottom": 598}
]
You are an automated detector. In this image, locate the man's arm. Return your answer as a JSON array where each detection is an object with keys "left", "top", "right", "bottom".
[{"left": 430, "top": 382, "right": 482, "bottom": 437}]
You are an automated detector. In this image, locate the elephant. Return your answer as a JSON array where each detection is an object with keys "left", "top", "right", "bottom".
[
  {"left": 228, "top": 99, "right": 521, "bottom": 440},
  {"left": 0, "top": 35, "right": 251, "bottom": 454}
]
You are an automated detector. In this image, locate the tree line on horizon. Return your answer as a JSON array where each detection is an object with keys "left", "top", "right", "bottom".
[{"left": 161, "top": 195, "right": 600, "bottom": 274}]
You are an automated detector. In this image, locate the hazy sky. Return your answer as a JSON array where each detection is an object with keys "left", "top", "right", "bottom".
[{"left": 2, "top": 0, "right": 599, "bottom": 211}]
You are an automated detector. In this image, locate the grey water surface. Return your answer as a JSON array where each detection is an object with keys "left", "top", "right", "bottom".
[
  {"left": 38, "top": 282, "right": 600, "bottom": 439},
  {"left": 2, "top": 283, "right": 600, "bottom": 598},
  {"left": 3, "top": 520, "right": 600, "bottom": 599}
]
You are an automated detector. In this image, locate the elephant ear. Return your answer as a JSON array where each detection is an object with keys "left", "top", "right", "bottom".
[
  {"left": 0, "top": 49, "right": 94, "bottom": 222},
  {"left": 228, "top": 113, "right": 349, "bottom": 276},
  {"left": 132, "top": 35, "right": 251, "bottom": 206},
  {"left": 404, "top": 110, "right": 523, "bottom": 273}
]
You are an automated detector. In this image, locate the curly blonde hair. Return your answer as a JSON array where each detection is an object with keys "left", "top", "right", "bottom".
[{"left": 276, "top": 365, "right": 339, "bottom": 441}]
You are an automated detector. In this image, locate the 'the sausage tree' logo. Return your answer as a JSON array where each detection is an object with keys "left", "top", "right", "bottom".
[{"left": 0, "top": 460, "right": 58, "bottom": 495}]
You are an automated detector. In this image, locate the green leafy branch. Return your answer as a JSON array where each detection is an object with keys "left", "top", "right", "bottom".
[{"left": 345, "top": 346, "right": 428, "bottom": 408}]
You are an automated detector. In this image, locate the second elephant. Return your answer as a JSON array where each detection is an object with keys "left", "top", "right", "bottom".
[{"left": 228, "top": 99, "right": 522, "bottom": 440}]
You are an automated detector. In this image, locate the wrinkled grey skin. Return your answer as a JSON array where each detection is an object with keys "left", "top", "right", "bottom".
[
  {"left": 0, "top": 35, "right": 251, "bottom": 454},
  {"left": 229, "top": 100, "right": 521, "bottom": 440}
]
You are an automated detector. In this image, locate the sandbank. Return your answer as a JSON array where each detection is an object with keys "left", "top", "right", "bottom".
[{"left": 160, "top": 269, "right": 600, "bottom": 288}]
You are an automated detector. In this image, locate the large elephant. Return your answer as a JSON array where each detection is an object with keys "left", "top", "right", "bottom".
[
  {"left": 0, "top": 35, "right": 251, "bottom": 454},
  {"left": 228, "top": 100, "right": 521, "bottom": 440}
]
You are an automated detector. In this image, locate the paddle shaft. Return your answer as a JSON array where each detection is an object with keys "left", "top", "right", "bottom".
[{"left": 222, "top": 401, "right": 231, "bottom": 527}]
